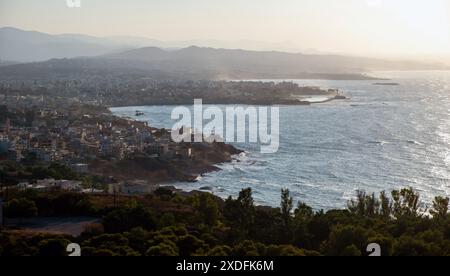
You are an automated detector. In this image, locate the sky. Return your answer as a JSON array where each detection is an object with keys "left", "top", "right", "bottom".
[{"left": 1, "top": 0, "right": 450, "bottom": 62}]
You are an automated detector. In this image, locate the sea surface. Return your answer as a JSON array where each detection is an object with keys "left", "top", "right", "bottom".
[{"left": 110, "top": 71, "right": 450, "bottom": 210}]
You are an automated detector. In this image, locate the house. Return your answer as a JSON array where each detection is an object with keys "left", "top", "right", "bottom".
[
  {"left": 55, "top": 119, "right": 70, "bottom": 129},
  {"left": 32, "top": 119, "right": 47, "bottom": 128},
  {"left": 16, "top": 182, "right": 31, "bottom": 190},
  {"left": 99, "top": 137, "right": 112, "bottom": 156},
  {"left": 0, "top": 139, "right": 21, "bottom": 161},
  {"left": 175, "top": 146, "right": 193, "bottom": 159},
  {"left": 71, "top": 163, "right": 89, "bottom": 174},
  {"left": 7, "top": 149, "right": 19, "bottom": 162},
  {"left": 32, "top": 149, "right": 51, "bottom": 163},
  {"left": 0, "top": 139, "right": 12, "bottom": 154},
  {"left": 118, "top": 180, "right": 159, "bottom": 195},
  {"left": 34, "top": 179, "right": 82, "bottom": 192},
  {"left": 0, "top": 141, "right": 10, "bottom": 160},
  {"left": 57, "top": 180, "right": 83, "bottom": 192},
  {"left": 82, "top": 188, "right": 104, "bottom": 194}
]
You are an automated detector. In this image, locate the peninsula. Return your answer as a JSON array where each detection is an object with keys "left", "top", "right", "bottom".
[
  {"left": 0, "top": 79, "right": 346, "bottom": 107},
  {"left": 0, "top": 98, "right": 242, "bottom": 191}
]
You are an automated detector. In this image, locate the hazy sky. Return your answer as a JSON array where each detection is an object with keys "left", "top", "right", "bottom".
[{"left": 1, "top": 0, "right": 449, "bottom": 61}]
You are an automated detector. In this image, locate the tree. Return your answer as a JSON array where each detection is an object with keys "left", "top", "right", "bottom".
[
  {"left": 430, "top": 196, "right": 449, "bottom": 218},
  {"left": 4, "top": 198, "right": 38, "bottom": 218},
  {"left": 322, "top": 225, "right": 368, "bottom": 256},
  {"left": 224, "top": 188, "right": 255, "bottom": 238},
  {"left": 159, "top": 213, "right": 176, "bottom": 227},
  {"left": 146, "top": 243, "right": 178, "bottom": 256},
  {"left": 348, "top": 190, "right": 380, "bottom": 217},
  {"left": 193, "top": 193, "right": 219, "bottom": 227},
  {"left": 154, "top": 187, "right": 174, "bottom": 199},
  {"left": 102, "top": 205, "right": 157, "bottom": 233},
  {"left": 392, "top": 235, "right": 434, "bottom": 256},
  {"left": 37, "top": 238, "right": 70, "bottom": 256},
  {"left": 379, "top": 191, "right": 392, "bottom": 218},
  {"left": 177, "top": 235, "right": 206, "bottom": 256},
  {"left": 306, "top": 212, "right": 331, "bottom": 248},
  {"left": 364, "top": 192, "right": 379, "bottom": 217},
  {"left": 84, "top": 233, "right": 129, "bottom": 249},
  {"left": 48, "top": 163, "right": 77, "bottom": 180},
  {"left": 207, "top": 246, "right": 232, "bottom": 256},
  {"left": 280, "top": 189, "right": 293, "bottom": 227},
  {"left": 265, "top": 244, "right": 308, "bottom": 256},
  {"left": 294, "top": 202, "right": 314, "bottom": 220},
  {"left": 232, "top": 240, "right": 263, "bottom": 256},
  {"left": 82, "top": 247, "right": 117, "bottom": 256},
  {"left": 348, "top": 190, "right": 366, "bottom": 216},
  {"left": 250, "top": 207, "right": 281, "bottom": 243},
  {"left": 341, "top": 245, "right": 362, "bottom": 256},
  {"left": 391, "top": 188, "right": 423, "bottom": 218},
  {"left": 238, "top": 188, "right": 254, "bottom": 209},
  {"left": 29, "top": 166, "right": 53, "bottom": 180},
  {"left": 126, "top": 227, "right": 151, "bottom": 255}
]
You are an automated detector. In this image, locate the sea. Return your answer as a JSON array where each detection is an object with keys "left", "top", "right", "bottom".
[{"left": 110, "top": 71, "right": 450, "bottom": 210}]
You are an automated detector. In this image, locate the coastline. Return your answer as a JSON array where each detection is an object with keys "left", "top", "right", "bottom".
[
  {"left": 94, "top": 108, "right": 244, "bottom": 185},
  {"left": 107, "top": 89, "right": 347, "bottom": 185},
  {"left": 107, "top": 93, "right": 347, "bottom": 108}
]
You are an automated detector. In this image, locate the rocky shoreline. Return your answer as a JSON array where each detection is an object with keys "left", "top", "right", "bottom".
[
  {"left": 89, "top": 110, "right": 244, "bottom": 185},
  {"left": 104, "top": 89, "right": 347, "bottom": 185}
]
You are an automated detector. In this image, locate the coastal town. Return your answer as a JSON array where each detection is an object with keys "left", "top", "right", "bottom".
[
  {"left": 0, "top": 93, "right": 241, "bottom": 197},
  {"left": 0, "top": 76, "right": 348, "bottom": 200},
  {"left": 0, "top": 77, "right": 343, "bottom": 242},
  {"left": 0, "top": 78, "right": 345, "bottom": 107},
  {"left": 2, "top": 0, "right": 450, "bottom": 259}
]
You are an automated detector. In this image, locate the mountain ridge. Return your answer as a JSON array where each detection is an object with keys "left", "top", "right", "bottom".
[{"left": 0, "top": 27, "right": 448, "bottom": 81}]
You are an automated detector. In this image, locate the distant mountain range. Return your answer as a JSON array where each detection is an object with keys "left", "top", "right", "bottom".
[
  {"left": 104, "top": 46, "right": 449, "bottom": 77},
  {"left": 0, "top": 27, "right": 137, "bottom": 62},
  {"left": 0, "top": 27, "right": 327, "bottom": 63},
  {"left": 0, "top": 27, "right": 448, "bottom": 80}
]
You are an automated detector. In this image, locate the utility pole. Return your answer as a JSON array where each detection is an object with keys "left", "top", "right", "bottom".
[
  {"left": 113, "top": 186, "right": 117, "bottom": 208},
  {"left": 0, "top": 198, "right": 4, "bottom": 228}
]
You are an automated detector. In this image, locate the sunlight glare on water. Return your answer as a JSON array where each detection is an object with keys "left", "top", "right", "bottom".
[{"left": 111, "top": 71, "right": 450, "bottom": 209}]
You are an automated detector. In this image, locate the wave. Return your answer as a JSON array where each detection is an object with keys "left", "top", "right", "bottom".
[
  {"left": 233, "top": 166, "right": 247, "bottom": 174},
  {"left": 406, "top": 140, "right": 423, "bottom": 145},
  {"left": 111, "top": 73, "right": 450, "bottom": 209},
  {"left": 368, "top": 140, "right": 389, "bottom": 145}
]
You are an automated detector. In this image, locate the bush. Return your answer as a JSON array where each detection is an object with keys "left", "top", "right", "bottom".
[
  {"left": 103, "top": 205, "right": 157, "bottom": 233},
  {"left": 177, "top": 234, "right": 206, "bottom": 256},
  {"left": 37, "top": 238, "right": 70, "bottom": 256},
  {"left": 146, "top": 243, "right": 178, "bottom": 256},
  {"left": 207, "top": 246, "right": 232, "bottom": 256},
  {"left": 322, "top": 225, "right": 368, "bottom": 256},
  {"left": 4, "top": 198, "right": 38, "bottom": 218},
  {"left": 265, "top": 245, "right": 306, "bottom": 256},
  {"left": 154, "top": 187, "right": 174, "bottom": 198}
]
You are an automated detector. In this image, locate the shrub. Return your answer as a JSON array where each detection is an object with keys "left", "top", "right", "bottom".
[
  {"left": 4, "top": 198, "right": 38, "bottom": 218},
  {"left": 103, "top": 205, "right": 157, "bottom": 233}
]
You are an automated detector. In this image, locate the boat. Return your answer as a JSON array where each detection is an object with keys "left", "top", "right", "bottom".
[
  {"left": 135, "top": 110, "right": 145, "bottom": 116},
  {"left": 334, "top": 91, "right": 347, "bottom": 100}
]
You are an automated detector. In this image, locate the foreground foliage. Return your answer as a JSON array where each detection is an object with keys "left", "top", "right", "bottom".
[{"left": 1, "top": 187, "right": 450, "bottom": 256}]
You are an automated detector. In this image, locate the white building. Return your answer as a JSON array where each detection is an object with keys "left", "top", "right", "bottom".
[
  {"left": 115, "top": 180, "right": 159, "bottom": 195},
  {"left": 71, "top": 163, "right": 89, "bottom": 174},
  {"left": 58, "top": 180, "right": 83, "bottom": 192},
  {"left": 33, "top": 179, "right": 83, "bottom": 192}
]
